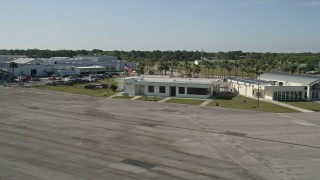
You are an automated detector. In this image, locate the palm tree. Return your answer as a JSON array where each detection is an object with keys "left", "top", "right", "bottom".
[
  {"left": 193, "top": 64, "right": 201, "bottom": 77},
  {"left": 177, "top": 63, "right": 183, "bottom": 76},
  {"left": 233, "top": 61, "right": 240, "bottom": 77},
  {"left": 162, "top": 61, "right": 170, "bottom": 75},
  {"left": 136, "top": 60, "right": 145, "bottom": 75},
  {"left": 209, "top": 62, "right": 216, "bottom": 78},
  {"left": 203, "top": 60, "right": 210, "bottom": 78},
  {"left": 158, "top": 60, "right": 170, "bottom": 75},
  {"left": 185, "top": 62, "right": 193, "bottom": 77},
  {"left": 158, "top": 65, "right": 164, "bottom": 75},
  {"left": 240, "top": 67, "right": 246, "bottom": 78},
  {"left": 169, "top": 60, "right": 179, "bottom": 77},
  {"left": 8, "top": 62, "right": 18, "bottom": 76}
]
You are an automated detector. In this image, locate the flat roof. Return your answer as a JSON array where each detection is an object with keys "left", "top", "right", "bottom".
[
  {"left": 229, "top": 78, "right": 270, "bottom": 85},
  {"left": 75, "top": 65, "right": 105, "bottom": 69},
  {"left": 124, "top": 76, "right": 220, "bottom": 85},
  {"left": 260, "top": 73, "right": 320, "bottom": 85},
  {"left": 9, "top": 58, "right": 39, "bottom": 64}
]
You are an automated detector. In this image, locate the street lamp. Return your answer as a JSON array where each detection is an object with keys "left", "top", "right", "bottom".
[
  {"left": 255, "top": 69, "right": 263, "bottom": 107},
  {"left": 257, "top": 73, "right": 260, "bottom": 107}
]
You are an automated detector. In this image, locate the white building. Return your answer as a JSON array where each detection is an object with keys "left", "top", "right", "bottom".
[
  {"left": 74, "top": 65, "right": 106, "bottom": 74},
  {"left": 229, "top": 73, "right": 320, "bottom": 101},
  {"left": 75, "top": 55, "right": 118, "bottom": 63},
  {"left": 42, "top": 56, "right": 136, "bottom": 74},
  {"left": 0, "top": 55, "right": 27, "bottom": 63},
  {"left": 116, "top": 76, "right": 227, "bottom": 99},
  {"left": 4, "top": 56, "right": 136, "bottom": 77},
  {"left": 4, "top": 58, "right": 52, "bottom": 76}
]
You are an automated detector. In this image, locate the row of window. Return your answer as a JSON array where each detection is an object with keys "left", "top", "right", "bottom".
[
  {"left": 147, "top": 86, "right": 208, "bottom": 95},
  {"left": 273, "top": 91, "right": 304, "bottom": 100}
]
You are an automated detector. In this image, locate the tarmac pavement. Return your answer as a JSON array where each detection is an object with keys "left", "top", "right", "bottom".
[{"left": 1, "top": 86, "right": 320, "bottom": 180}]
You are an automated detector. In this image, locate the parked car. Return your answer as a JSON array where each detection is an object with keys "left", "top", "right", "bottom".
[
  {"left": 46, "top": 81, "right": 57, "bottom": 86},
  {"left": 87, "top": 78, "right": 98, "bottom": 82},
  {"left": 31, "top": 76, "right": 41, "bottom": 81},
  {"left": 64, "top": 80, "right": 75, "bottom": 86},
  {"left": 55, "top": 80, "right": 65, "bottom": 85},
  {"left": 90, "top": 75, "right": 103, "bottom": 80},
  {"left": 84, "top": 84, "right": 109, "bottom": 89},
  {"left": 84, "top": 84, "right": 97, "bottom": 89},
  {"left": 48, "top": 76, "right": 57, "bottom": 80},
  {"left": 20, "top": 76, "right": 32, "bottom": 82},
  {"left": 100, "top": 83, "right": 111, "bottom": 88}
]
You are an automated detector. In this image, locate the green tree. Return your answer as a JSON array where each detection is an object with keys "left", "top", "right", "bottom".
[
  {"left": 193, "top": 64, "right": 201, "bottom": 77},
  {"left": 159, "top": 60, "right": 170, "bottom": 75},
  {"left": 185, "top": 63, "right": 193, "bottom": 77},
  {"left": 136, "top": 60, "right": 145, "bottom": 74},
  {"left": 110, "top": 84, "right": 118, "bottom": 92},
  {"left": 169, "top": 61, "right": 179, "bottom": 77}
]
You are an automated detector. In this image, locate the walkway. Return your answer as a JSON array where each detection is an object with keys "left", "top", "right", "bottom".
[
  {"left": 108, "top": 92, "right": 122, "bottom": 99},
  {"left": 130, "top": 96, "right": 141, "bottom": 100},
  {"left": 199, "top": 99, "right": 213, "bottom": 107},
  {"left": 262, "top": 99, "right": 314, "bottom": 113},
  {"left": 157, "top": 97, "right": 171, "bottom": 103}
]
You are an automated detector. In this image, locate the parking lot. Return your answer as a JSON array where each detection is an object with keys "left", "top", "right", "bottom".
[{"left": 1, "top": 86, "right": 320, "bottom": 180}]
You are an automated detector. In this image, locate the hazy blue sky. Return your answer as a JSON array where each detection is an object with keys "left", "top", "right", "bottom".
[{"left": 1, "top": 0, "right": 319, "bottom": 52}]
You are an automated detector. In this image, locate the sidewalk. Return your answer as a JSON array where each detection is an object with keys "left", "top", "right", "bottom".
[
  {"left": 199, "top": 99, "right": 213, "bottom": 107},
  {"left": 158, "top": 97, "right": 171, "bottom": 103},
  {"left": 108, "top": 92, "right": 122, "bottom": 99},
  {"left": 262, "top": 99, "right": 314, "bottom": 113},
  {"left": 130, "top": 96, "right": 141, "bottom": 100}
]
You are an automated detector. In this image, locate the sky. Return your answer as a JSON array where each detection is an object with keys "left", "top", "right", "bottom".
[{"left": 0, "top": 0, "right": 320, "bottom": 53}]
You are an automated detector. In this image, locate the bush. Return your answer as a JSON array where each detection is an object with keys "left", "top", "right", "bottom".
[{"left": 110, "top": 84, "right": 118, "bottom": 92}]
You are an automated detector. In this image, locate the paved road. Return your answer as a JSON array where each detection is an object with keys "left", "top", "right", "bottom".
[{"left": 1, "top": 87, "right": 320, "bottom": 180}]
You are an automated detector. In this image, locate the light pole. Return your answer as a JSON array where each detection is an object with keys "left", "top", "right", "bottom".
[{"left": 257, "top": 73, "right": 260, "bottom": 107}]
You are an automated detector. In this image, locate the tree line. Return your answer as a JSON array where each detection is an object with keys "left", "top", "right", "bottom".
[{"left": 1, "top": 49, "right": 320, "bottom": 76}]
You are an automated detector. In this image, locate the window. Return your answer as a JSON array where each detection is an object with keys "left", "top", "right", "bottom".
[
  {"left": 286, "top": 91, "right": 289, "bottom": 99},
  {"left": 298, "top": 91, "right": 302, "bottom": 99},
  {"left": 148, "top": 86, "right": 154, "bottom": 93},
  {"left": 159, "top": 86, "right": 165, "bottom": 93},
  {"left": 273, "top": 92, "right": 277, "bottom": 100},
  {"left": 187, "top": 88, "right": 208, "bottom": 95},
  {"left": 179, "top": 87, "right": 185, "bottom": 94}
]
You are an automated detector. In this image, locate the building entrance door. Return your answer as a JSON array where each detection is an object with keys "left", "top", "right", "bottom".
[
  {"left": 139, "top": 85, "right": 145, "bottom": 95},
  {"left": 31, "top": 69, "right": 37, "bottom": 76},
  {"left": 170, "top": 86, "right": 176, "bottom": 96}
]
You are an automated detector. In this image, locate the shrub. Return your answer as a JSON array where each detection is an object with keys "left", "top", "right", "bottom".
[{"left": 110, "top": 84, "right": 118, "bottom": 92}]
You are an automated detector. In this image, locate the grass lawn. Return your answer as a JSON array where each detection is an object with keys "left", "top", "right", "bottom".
[
  {"left": 136, "top": 96, "right": 164, "bottom": 102},
  {"left": 208, "top": 93, "right": 298, "bottom": 113},
  {"left": 112, "top": 96, "right": 133, "bottom": 99},
  {"left": 283, "top": 101, "right": 320, "bottom": 112},
  {"left": 166, "top": 98, "right": 205, "bottom": 105},
  {"left": 34, "top": 78, "right": 119, "bottom": 97}
]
